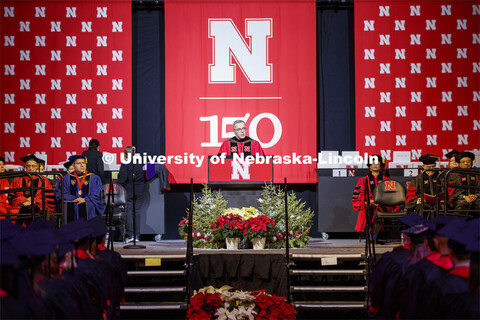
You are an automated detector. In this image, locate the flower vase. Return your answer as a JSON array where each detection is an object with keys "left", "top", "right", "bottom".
[
  {"left": 226, "top": 237, "right": 240, "bottom": 250},
  {"left": 252, "top": 237, "right": 266, "bottom": 250}
]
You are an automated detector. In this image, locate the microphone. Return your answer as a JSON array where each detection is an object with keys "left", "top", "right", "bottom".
[{"left": 131, "top": 146, "right": 136, "bottom": 155}]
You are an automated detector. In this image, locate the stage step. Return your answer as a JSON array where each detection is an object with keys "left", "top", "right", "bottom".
[
  {"left": 120, "top": 302, "right": 187, "bottom": 311},
  {"left": 291, "top": 269, "right": 365, "bottom": 275},
  {"left": 127, "top": 270, "right": 186, "bottom": 276},
  {"left": 125, "top": 286, "right": 186, "bottom": 293},
  {"left": 292, "top": 253, "right": 363, "bottom": 260},
  {"left": 292, "top": 286, "right": 367, "bottom": 292},
  {"left": 290, "top": 252, "right": 368, "bottom": 319},
  {"left": 120, "top": 253, "right": 188, "bottom": 319},
  {"left": 293, "top": 301, "right": 367, "bottom": 309},
  {"left": 121, "top": 254, "right": 186, "bottom": 260}
]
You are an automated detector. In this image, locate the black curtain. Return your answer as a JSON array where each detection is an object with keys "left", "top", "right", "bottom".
[{"left": 132, "top": 7, "right": 165, "bottom": 155}]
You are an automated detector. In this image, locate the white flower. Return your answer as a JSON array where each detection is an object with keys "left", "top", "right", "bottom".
[
  {"left": 215, "top": 307, "right": 228, "bottom": 320},
  {"left": 237, "top": 306, "right": 257, "bottom": 320}
]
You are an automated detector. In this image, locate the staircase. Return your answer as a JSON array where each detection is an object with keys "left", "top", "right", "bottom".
[
  {"left": 119, "top": 254, "right": 188, "bottom": 319},
  {"left": 290, "top": 253, "right": 368, "bottom": 319}
]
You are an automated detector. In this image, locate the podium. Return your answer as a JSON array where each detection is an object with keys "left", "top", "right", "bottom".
[{"left": 208, "top": 156, "right": 274, "bottom": 185}]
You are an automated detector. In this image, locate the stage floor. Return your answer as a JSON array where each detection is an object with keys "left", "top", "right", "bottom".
[{"left": 113, "top": 238, "right": 399, "bottom": 257}]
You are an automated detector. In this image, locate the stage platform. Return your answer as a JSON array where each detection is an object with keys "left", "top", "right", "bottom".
[
  {"left": 113, "top": 238, "right": 399, "bottom": 257},
  {"left": 115, "top": 238, "right": 400, "bottom": 319}
]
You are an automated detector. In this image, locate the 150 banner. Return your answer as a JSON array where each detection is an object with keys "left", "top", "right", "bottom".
[{"left": 165, "top": 0, "right": 317, "bottom": 183}]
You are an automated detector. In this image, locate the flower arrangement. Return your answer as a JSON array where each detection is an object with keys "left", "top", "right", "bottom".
[
  {"left": 178, "top": 184, "right": 228, "bottom": 248},
  {"left": 258, "top": 184, "right": 314, "bottom": 248},
  {"left": 243, "top": 215, "right": 276, "bottom": 240},
  {"left": 211, "top": 213, "right": 245, "bottom": 239},
  {"left": 178, "top": 216, "right": 213, "bottom": 247},
  {"left": 188, "top": 286, "right": 297, "bottom": 320},
  {"left": 178, "top": 184, "right": 314, "bottom": 248}
]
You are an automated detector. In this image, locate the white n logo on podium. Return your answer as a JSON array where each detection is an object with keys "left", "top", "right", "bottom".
[
  {"left": 209, "top": 19, "right": 272, "bottom": 83},
  {"left": 231, "top": 161, "right": 251, "bottom": 180}
]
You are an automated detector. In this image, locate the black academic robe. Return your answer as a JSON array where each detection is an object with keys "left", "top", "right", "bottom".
[
  {"left": 36, "top": 277, "right": 83, "bottom": 319},
  {"left": 0, "top": 290, "right": 34, "bottom": 319},
  {"left": 397, "top": 252, "right": 453, "bottom": 318},
  {"left": 424, "top": 267, "right": 470, "bottom": 319},
  {"left": 405, "top": 172, "right": 440, "bottom": 217},
  {"left": 369, "top": 245, "right": 409, "bottom": 318}
]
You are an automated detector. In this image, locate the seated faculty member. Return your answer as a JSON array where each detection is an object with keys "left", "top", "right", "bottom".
[
  {"left": 8, "top": 154, "right": 55, "bottom": 222},
  {"left": 405, "top": 154, "right": 441, "bottom": 217},
  {"left": 60, "top": 155, "right": 105, "bottom": 222}
]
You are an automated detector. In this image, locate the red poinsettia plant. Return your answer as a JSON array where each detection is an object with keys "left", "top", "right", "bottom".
[
  {"left": 244, "top": 215, "right": 276, "bottom": 240},
  {"left": 210, "top": 213, "right": 245, "bottom": 239},
  {"left": 188, "top": 286, "right": 297, "bottom": 320}
]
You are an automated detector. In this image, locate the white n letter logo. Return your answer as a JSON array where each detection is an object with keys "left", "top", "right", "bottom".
[
  {"left": 231, "top": 161, "right": 251, "bottom": 180},
  {"left": 209, "top": 19, "right": 272, "bottom": 83}
]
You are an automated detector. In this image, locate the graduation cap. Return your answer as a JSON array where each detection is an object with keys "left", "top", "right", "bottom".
[
  {"left": 455, "top": 151, "right": 475, "bottom": 163},
  {"left": 12, "top": 229, "right": 58, "bottom": 257},
  {"left": 466, "top": 236, "right": 480, "bottom": 253},
  {"left": 367, "top": 154, "right": 385, "bottom": 167},
  {"left": 444, "top": 149, "right": 459, "bottom": 159},
  {"left": 398, "top": 213, "right": 426, "bottom": 227},
  {"left": 53, "top": 230, "right": 74, "bottom": 258},
  {"left": 68, "top": 155, "right": 87, "bottom": 163},
  {"left": 0, "top": 218, "right": 25, "bottom": 241},
  {"left": 402, "top": 224, "right": 430, "bottom": 244},
  {"left": 0, "top": 156, "right": 5, "bottom": 164},
  {"left": 58, "top": 219, "right": 94, "bottom": 242},
  {"left": 436, "top": 217, "right": 469, "bottom": 243},
  {"left": 19, "top": 154, "right": 41, "bottom": 163},
  {"left": 425, "top": 215, "right": 456, "bottom": 232},
  {"left": 28, "top": 218, "right": 56, "bottom": 230},
  {"left": 63, "top": 161, "right": 73, "bottom": 170},
  {"left": 0, "top": 242, "right": 20, "bottom": 266},
  {"left": 88, "top": 216, "right": 108, "bottom": 238},
  {"left": 419, "top": 154, "right": 439, "bottom": 165}
]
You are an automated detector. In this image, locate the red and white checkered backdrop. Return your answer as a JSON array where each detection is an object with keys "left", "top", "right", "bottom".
[
  {"left": 355, "top": 1, "right": 480, "bottom": 163},
  {"left": 1, "top": 1, "right": 132, "bottom": 166}
]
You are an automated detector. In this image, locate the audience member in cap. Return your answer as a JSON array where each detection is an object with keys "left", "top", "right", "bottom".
[
  {"left": 89, "top": 216, "right": 127, "bottom": 316},
  {"left": 368, "top": 220, "right": 412, "bottom": 318},
  {"left": 422, "top": 218, "right": 475, "bottom": 318},
  {"left": 82, "top": 138, "right": 106, "bottom": 185},
  {"left": 60, "top": 219, "right": 117, "bottom": 318},
  {"left": 8, "top": 154, "right": 55, "bottom": 224},
  {"left": 0, "top": 241, "right": 35, "bottom": 319},
  {"left": 405, "top": 154, "right": 441, "bottom": 217},
  {"left": 0, "top": 157, "right": 11, "bottom": 217},
  {"left": 397, "top": 216, "right": 457, "bottom": 318},
  {"left": 351, "top": 154, "right": 395, "bottom": 234},
  {"left": 451, "top": 151, "right": 480, "bottom": 213},
  {"left": 58, "top": 155, "right": 105, "bottom": 222}
]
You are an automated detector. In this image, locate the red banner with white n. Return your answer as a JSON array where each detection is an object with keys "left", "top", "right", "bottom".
[
  {"left": 355, "top": 1, "right": 480, "bottom": 163},
  {"left": 165, "top": 0, "right": 317, "bottom": 183},
  {"left": 1, "top": 1, "right": 132, "bottom": 166}
]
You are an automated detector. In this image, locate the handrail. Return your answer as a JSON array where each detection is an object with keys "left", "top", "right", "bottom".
[
  {"left": 185, "top": 178, "right": 194, "bottom": 302},
  {"left": 284, "top": 177, "right": 292, "bottom": 303}
]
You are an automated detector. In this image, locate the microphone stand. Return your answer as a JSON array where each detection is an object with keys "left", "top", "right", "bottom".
[{"left": 124, "top": 148, "right": 145, "bottom": 249}]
